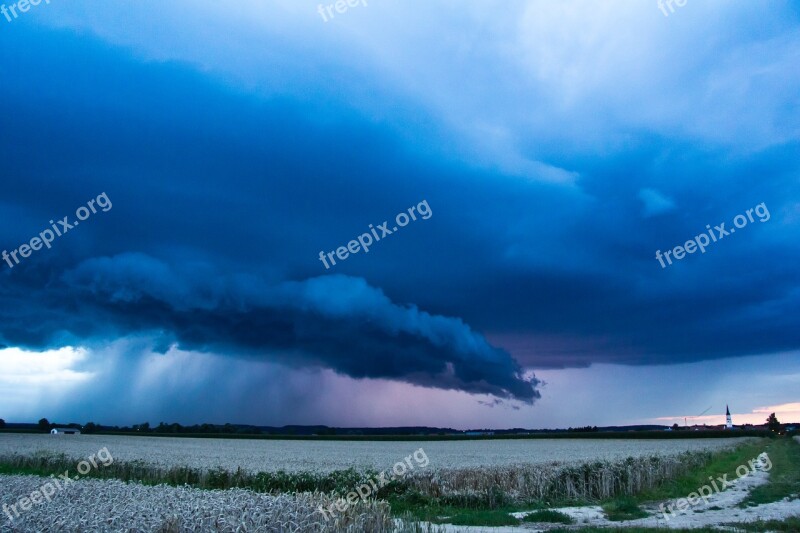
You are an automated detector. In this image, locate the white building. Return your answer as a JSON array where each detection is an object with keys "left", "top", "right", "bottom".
[{"left": 50, "top": 427, "right": 81, "bottom": 435}]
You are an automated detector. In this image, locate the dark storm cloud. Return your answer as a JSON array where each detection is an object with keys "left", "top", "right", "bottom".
[
  {"left": 0, "top": 10, "right": 799, "bottom": 387},
  {"left": 0, "top": 253, "right": 539, "bottom": 402}
]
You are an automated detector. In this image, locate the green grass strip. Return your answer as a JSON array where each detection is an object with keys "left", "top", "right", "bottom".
[
  {"left": 741, "top": 437, "right": 800, "bottom": 506},
  {"left": 521, "top": 509, "right": 574, "bottom": 524}
]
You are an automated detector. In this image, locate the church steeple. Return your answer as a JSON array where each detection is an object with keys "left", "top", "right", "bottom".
[{"left": 725, "top": 405, "right": 733, "bottom": 429}]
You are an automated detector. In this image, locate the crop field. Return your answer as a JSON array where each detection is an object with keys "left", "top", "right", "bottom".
[
  {"left": 0, "top": 475, "right": 395, "bottom": 532},
  {"left": 0, "top": 434, "right": 753, "bottom": 473},
  {"left": 0, "top": 435, "right": 777, "bottom": 532}
]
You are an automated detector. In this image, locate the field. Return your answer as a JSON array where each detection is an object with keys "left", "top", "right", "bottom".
[
  {"left": 3, "top": 434, "right": 790, "bottom": 532},
  {"left": 0, "top": 475, "right": 394, "bottom": 532},
  {"left": 0, "top": 434, "right": 754, "bottom": 473}
]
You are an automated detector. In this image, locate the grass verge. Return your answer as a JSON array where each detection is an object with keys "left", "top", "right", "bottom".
[
  {"left": 597, "top": 437, "right": 800, "bottom": 525},
  {"left": 634, "top": 437, "right": 769, "bottom": 502},
  {"left": 725, "top": 516, "right": 800, "bottom": 531},
  {"left": 602, "top": 495, "right": 649, "bottom": 521},
  {"left": 548, "top": 527, "right": 719, "bottom": 533},
  {"left": 521, "top": 509, "right": 574, "bottom": 524},
  {"left": 741, "top": 437, "right": 800, "bottom": 506},
  {"left": 598, "top": 437, "right": 772, "bottom": 520},
  {"left": 387, "top": 494, "right": 534, "bottom": 527}
]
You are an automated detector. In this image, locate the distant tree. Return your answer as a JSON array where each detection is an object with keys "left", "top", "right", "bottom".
[
  {"left": 38, "top": 418, "right": 51, "bottom": 431},
  {"left": 0, "top": 418, "right": 5, "bottom": 429},
  {"left": 766, "top": 413, "right": 782, "bottom": 433},
  {"left": 83, "top": 422, "right": 99, "bottom": 434},
  {"left": 671, "top": 423, "right": 680, "bottom": 431},
  {"left": 141, "top": 422, "right": 150, "bottom": 432},
  {"left": 568, "top": 425, "right": 598, "bottom": 433}
]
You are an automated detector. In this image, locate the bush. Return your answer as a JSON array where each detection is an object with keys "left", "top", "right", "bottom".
[{"left": 522, "top": 509, "right": 574, "bottom": 524}]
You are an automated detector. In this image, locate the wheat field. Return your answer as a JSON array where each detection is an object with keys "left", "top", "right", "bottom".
[
  {"left": 0, "top": 435, "right": 758, "bottom": 532},
  {"left": 0, "top": 434, "right": 752, "bottom": 473}
]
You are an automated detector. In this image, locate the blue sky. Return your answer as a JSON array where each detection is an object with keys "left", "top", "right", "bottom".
[{"left": 0, "top": 0, "right": 798, "bottom": 429}]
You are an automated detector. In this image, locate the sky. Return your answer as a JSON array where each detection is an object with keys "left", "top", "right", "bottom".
[{"left": 0, "top": 0, "right": 798, "bottom": 429}]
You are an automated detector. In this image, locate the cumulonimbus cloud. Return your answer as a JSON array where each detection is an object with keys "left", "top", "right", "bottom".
[{"left": 0, "top": 253, "right": 540, "bottom": 403}]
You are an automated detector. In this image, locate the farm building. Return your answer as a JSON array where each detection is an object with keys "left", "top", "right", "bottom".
[{"left": 50, "top": 427, "right": 81, "bottom": 435}]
